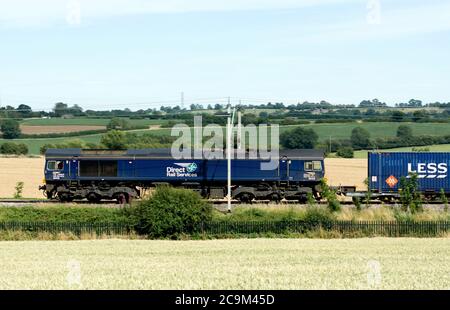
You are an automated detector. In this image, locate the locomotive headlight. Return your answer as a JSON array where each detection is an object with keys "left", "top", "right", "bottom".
[{"left": 42, "top": 178, "right": 46, "bottom": 184}]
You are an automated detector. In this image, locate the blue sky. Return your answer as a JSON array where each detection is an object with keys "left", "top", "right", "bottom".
[{"left": 0, "top": 0, "right": 449, "bottom": 111}]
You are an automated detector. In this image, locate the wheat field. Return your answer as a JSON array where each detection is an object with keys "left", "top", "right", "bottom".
[{"left": 0, "top": 238, "right": 448, "bottom": 289}]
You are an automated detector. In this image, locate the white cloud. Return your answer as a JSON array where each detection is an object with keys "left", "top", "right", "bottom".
[{"left": 0, "top": 0, "right": 358, "bottom": 27}]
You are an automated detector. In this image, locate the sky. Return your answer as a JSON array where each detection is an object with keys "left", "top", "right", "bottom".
[{"left": 0, "top": 0, "right": 449, "bottom": 111}]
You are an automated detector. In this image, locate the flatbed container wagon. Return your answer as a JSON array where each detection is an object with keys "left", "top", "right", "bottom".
[{"left": 368, "top": 152, "right": 450, "bottom": 199}]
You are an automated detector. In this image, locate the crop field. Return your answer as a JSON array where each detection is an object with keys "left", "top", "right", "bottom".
[
  {"left": 353, "top": 144, "right": 450, "bottom": 158},
  {"left": 0, "top": 238, "right": 448, "bottom": 289},
  {"left": 20, "top": 125, "right": 106, "bottom": 135},
  {"left": 297, "top": 122, "right": 450, "bottom": 141},
  {"left": 0, "top": 157, "right": 45, "bottom": 198},
  {"left": 150, "top": 122, "right": 450, "bottom": 141},
  {"left": 20, "top": 118, "right": 167, "bottom": 127},
  {"left": 4, "top": 121, "right": 450, "bottom": 155}
]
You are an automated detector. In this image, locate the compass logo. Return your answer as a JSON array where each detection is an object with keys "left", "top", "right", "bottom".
[{"left": 186, "top": 163, "right": 198, "bottom": 173}]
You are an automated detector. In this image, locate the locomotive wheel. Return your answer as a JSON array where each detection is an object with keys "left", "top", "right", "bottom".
[
  {"left": 87, "top": 193, "right": 101, "bottom": 203},
  {"left": 238, "top": 193, "right": 254, "bottom": 204},
  {"left": 58, "top": 193, "right": 73, "bottom": 202},
  {"left": 126, "top": 195, "right": 133, "bottom": 204},
  {"left": 270, "top": 193, "right": 281, "bottom": 203},
  {"left": 117, "top": 193, "right": 126, "bottom": 205}
]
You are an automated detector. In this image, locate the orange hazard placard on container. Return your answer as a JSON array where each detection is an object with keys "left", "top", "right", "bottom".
[{"left": 385, "top": 175, "right": 398, "bottom": 188}]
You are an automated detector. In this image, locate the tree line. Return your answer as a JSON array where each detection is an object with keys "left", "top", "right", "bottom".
[{"left": 280, "top": 124, "right": 450, "bottom": 158}]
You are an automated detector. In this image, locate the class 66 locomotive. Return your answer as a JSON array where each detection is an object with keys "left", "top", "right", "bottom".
[{"left": 39, "top": 148, "right": 326, "bottom": 203}]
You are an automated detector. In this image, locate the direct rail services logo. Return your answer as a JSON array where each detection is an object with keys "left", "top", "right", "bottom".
[{"left": 166, "top": 163, "right": 198, "bottom": 177}]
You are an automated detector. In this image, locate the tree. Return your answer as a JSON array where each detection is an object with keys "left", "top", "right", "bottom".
[
  {"left": 408, "top": 99, "right": 422, "bottom": 107},
  {"left": 1, "top": 119, "right": 21, "bottom": 139},
  {"left": 280, "top": 127, "right": 318, "bottom": 149},
  {"left": 17, "top": 104, "right": 32, "bottom": 118},
  {"left": 350, "top": 127, "right": 371, "bottom": 149},
  {"left": 412, "top": 110, "right": 427, "bottom": 122},
  {"left": 101, "top": 130, "right": 127, "bottom": 149},
  {"left": 107, "top": 117, "right": 130, "bottom": 130},
  {"left": 391, "top": 111, "right": 405, "bottom": 122},
  {"left": 396, "top": 125, "right": 413, "bottom": 140},
  {"left": 53, "top": 102, "right": 69, "bottom": 117}
]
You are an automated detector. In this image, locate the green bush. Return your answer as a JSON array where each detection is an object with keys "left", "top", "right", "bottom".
[
  {"left": 399, "top": 173, "right": 422, "bottom": 213},
  {"left": 128, "top": 186, "right": 212, "bottom": 238},
  {"left": 0, "top": 142, "right": 28, "bottom": 155},
  {"left": 1, "top": 119, "right": 21, "bottom": 139},
  {"left": 320, "top": 179, "right": 341, "bottom": 212},
  {"left": 440, "top": 189, "right": 448, "bottom": 212},
  {"left": 336, "top": 146, "right": 354, "bottom": 158},
  {"left": 303, "top": 207, "right": 335, "bottom": 226},
  {"left": 14, "top": 182, "right": 24, "bottom": 199}
]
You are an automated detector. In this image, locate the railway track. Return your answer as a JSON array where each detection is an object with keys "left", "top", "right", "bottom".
[{"left": 0, "top": 198, "right": 447, "bottom": 207}]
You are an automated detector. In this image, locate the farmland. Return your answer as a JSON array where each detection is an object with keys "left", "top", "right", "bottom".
[
  {"left": 353, "top": 144, "right": 450, "bottom": 158},
  {"left": 20, "top": 125, "right": 105, "bottom": 135},
  {"left": 0, "top": 238, "right": 448, "bottom": 289},
  {"left": 7, "top": 120, "right": 450, "bottom": 155},
  {"left": 20, "top": 118, "right": 166, "bottom": 127}
]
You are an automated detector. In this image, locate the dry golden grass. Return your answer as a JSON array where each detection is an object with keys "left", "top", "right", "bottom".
[
  {"left": 0, "top": 157, "right": 45, "bottom": 198},
  {"left": 325, "top": 158, "right": 367, "bottom": 190},
  {"left": 0, "top": 238, "right": 448, "bottom": 289}
]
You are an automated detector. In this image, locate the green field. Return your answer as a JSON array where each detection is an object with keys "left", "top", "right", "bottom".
[
  {"left": 351, "top": 144, "right": 450, "bottom": 158},
  {"left": 21, "top": 118, "right": 166, "bottom": 127},
  {"left": 6, "top": 120, "right": 450, "bottom": 154},
  {"left": 0, "top": 134, "right": 105, "bottom": 154},
  {"left": 0, "top": 128, "right": 171, "bottom": 154},
  {"left": 298, "top": 122, "right": 450, "bottom": 141},
  {"left": 0, "top": 238, "right": 448, "bottom": 289}
]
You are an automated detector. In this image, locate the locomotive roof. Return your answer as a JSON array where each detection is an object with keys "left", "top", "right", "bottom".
[{"left": 45, "top": 148, "right": 324, "bottom": 160}]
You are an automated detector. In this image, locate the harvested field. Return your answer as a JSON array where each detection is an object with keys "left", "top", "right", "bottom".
[
  {"left": 19, "top": 125, "right": 106, "bottom": 135},
  {"left": 0, "top": 157, "right": 45, "bottom": 198},
  {"left": 0, "top": 238, "right": 448, "bottom": 289},
  {"left": 325, "top": 158, "right": 367, "bottom": 190},
  {"left": 0, "top": 157, "right": 367, "bottom": 198}
]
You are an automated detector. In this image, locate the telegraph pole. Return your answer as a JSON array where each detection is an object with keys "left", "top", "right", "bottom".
[{"left": 226, "top": 101, "right": 235, "bottom": 212}]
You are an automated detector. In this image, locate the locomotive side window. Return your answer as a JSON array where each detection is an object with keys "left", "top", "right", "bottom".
[
  {"left": 47, "top": 161, "right": 64, "bottom": 171},
  {"left": 79, "top": 161, "right": 98, "bottom": 177},
  {"left": 304, "top": 161, "right": 322, "bottom": 171},
  {"left": 79, "top": 160, "right": 118, "bottom": 177},
  {"left": 99, "top": 161, "right": 118, "bottom": 177}
]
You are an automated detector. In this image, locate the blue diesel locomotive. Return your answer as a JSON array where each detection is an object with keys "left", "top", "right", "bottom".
[{"left": 40, "top": 148, "right": 325, "bottom": 203}]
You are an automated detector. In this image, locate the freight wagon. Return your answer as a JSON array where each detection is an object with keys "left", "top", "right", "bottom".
[
  {"left": 39, "top": 148, "right": 325, "bottom": 203},
  {"left": 368, "top": 152, "right": 450, "bottom": 200}
]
